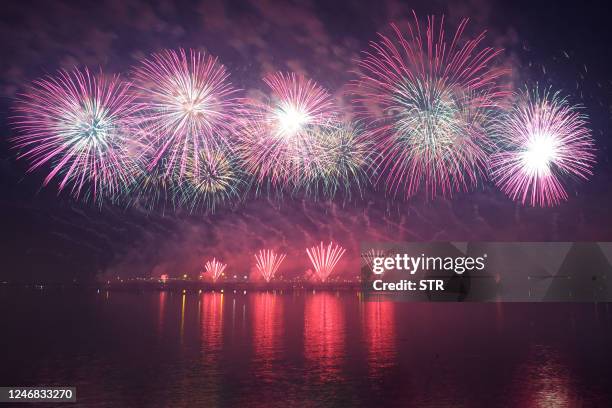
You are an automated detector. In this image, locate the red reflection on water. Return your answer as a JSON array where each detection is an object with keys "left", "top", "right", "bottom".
[
  {"left": 363, "top": 299, "right": 396, "bottom": 377},
  {"left": 304, "top": 292, "right": 345, "bottom": 381},
  {"left": 200, "top": 292, "right": 224, "bottom": 363},
  {"left": 251, "top": 292, "right": 283, "bottom": 370}
]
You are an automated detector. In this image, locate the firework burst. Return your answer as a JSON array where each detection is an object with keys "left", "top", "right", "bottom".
[
  {"left": 237, "top": 72, "right": 337, "bottom": 191},
  {"left": 133, "top": 48, "right": 240, "bottom": 176},
  {"left": 489, "top": 87, "right": 595, "bottom": 207},
  {"left": 254, "top": 249, "right": 287, "bottom": 282},
  {"left": 307, "top": 122, "right": 375, "bottom": 199},
  {"left": 354, "top": 13, "right": 508, "bottom": 198},
  {"left": 174, "top": 145, "right": 247, "bottom": 212},
  {"left": 263, "top": 72, "right": 335, "bottom": 140},
  {"left": 306, "top": 241, "right": 346, "bottom": 282},
  {"left": 11, "top": 68, "right": 139, "bottom": 202},
  {"left": 204, "top": 258, "right": 227, "bottom": 282}
]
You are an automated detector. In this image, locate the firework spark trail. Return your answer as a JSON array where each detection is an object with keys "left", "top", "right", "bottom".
[
  {"left": 117, "top": 128, "right": 177, "bottom": 210},
  {"left": 125, "top": 158, "right": 176, "bottom": 211},
  {"left": 306, "top": 241, "right": 347, "bottom": 282},
  {"left": 489, "top": 87, "right": 595, "bottom": 207},
  {"left": 11, "top": 68, "right": 139, "bottom": 202},
  {"left": 254, "top": 249, "right": 287, "bottom": 282},
  {"left": 362, "top": 248, "right": 386, "bottom": 272},
  {"left": 133, "top": 48, "right": 240, "bottom": 177},
  {"left": 354, "top": 13, "right": 509, "bottom": 198},
  {"left": 237, "top": 72, "right": 338, "bottom": 191},
  {"left": 204, "top": 258, "right": 227, "bottom": 282}
]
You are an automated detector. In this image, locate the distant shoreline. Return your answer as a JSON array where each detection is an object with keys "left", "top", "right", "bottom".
[{"left": 0, "top": 280, "right": 364, "bottom": 293}]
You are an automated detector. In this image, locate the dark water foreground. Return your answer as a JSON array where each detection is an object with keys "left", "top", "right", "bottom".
[{"left": 1, "top": 289, "right": 612, "bottom": 407}]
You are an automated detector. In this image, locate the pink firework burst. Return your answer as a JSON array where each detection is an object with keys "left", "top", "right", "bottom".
[
  {"left": 354, "top": 13, "right": 509, "bottom": 198},
  {"left": 254, "top": 249, "right": 287, "bottom": 282},
  {"left": 10, "top": 68, "right": 138, "bottom": 202},
  {"left": 204, "top": 258, "right": 227, "bottom": 282},
  {"left": 306, "top": 241, "right": 347, "bottom": 282},
  {"left": 237, "top": 72, "right": 337, "bottom": 190},
  {"left": 133, "top": 48, "right": 240, "bottom": 176},
  {"left": 489, "top": 87, "right": 595, "bottom": 207}
]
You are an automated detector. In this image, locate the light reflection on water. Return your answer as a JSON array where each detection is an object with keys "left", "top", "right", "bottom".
[
  {"left": 304, "top": 292, "right": 345, "bottom": 383},
  {"left": 363, "top": 296, "right": 396, "bottom": 380},
  {"left": 511, "top": 345, "right": 578, "bottom": 407},
  {"left": 1, "top": 290, "right": 612, "bottom": 407},
  {"left": 251, "top": 292, "right": 283, "bottom": 375}
]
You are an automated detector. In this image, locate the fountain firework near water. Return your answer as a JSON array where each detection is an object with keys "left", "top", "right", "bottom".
[
  {"left": 204, "top": 258, "right": 227, "bottom": 282},
  {"left": 254, "top": 249, "right": 287, "bottom": 282},
  {"left": 306, "top": 242, "right": 347, "bottom": 282}
]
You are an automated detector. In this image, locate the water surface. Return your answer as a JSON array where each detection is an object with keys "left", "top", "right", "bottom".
[{"left": 1, "top": 290, "right": 612, "bottom": 407}]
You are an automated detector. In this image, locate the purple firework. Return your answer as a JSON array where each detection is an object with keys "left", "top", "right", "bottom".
[
  {"left": 489, "top": 87, "right": 596, "bottom": 207},
  {"left": 11, "top": 68, "right": 139, "bottom": 202},
  {"left": 354, "top": 13, "right": 509, "bottom": 198},
  {"left": 237, "top": 72, "right": 337, "bottom": 190},
  {"left": 133, "top": 48, "right": 241, "bottom": 177}
]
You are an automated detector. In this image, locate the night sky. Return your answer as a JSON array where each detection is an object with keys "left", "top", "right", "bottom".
[{"left": 1, "top": 0, "right": 611, "bottom": 283}]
